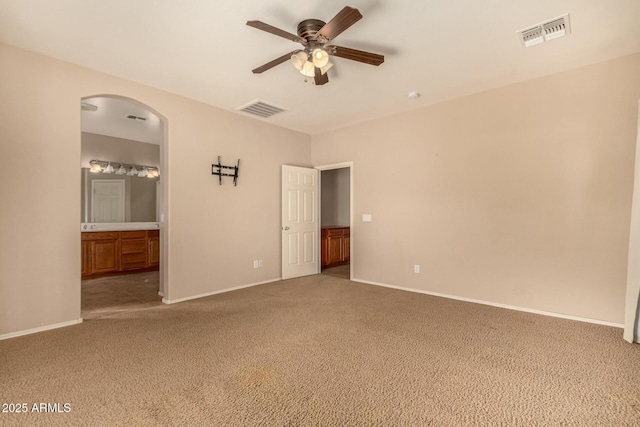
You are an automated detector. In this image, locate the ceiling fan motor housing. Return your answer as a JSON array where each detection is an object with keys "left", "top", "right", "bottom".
[{"left": 297, "top": 19, "right": 326, "bottom": 42}]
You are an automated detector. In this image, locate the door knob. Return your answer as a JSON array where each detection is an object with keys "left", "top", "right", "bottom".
[{"left": 282, "top": 226, "right": 290, "bottom": 231}]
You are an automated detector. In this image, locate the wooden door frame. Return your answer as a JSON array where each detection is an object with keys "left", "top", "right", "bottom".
[{"left": 315, "top": 162, "right": 354, "bottom": 281}]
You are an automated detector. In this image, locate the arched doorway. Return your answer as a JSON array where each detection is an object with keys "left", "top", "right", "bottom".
[{"left": 80, "top": 95, "right": 168, "bottom": 318}]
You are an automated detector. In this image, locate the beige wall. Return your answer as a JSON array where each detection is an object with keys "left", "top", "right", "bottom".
[
  {"left": 311, "top": 53, "right": 640, "bottom": 324},
  {"left": 0, "top": 43, "right": 310, "bottom": 336}
]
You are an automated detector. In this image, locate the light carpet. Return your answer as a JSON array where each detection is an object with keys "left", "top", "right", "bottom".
[{"left": 1, "top": 274, "right": 639, "bottom": 426}]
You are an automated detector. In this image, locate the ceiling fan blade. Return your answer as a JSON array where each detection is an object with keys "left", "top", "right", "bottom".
[
  {"left": 252, "top": 50, "right": 299, "bottom": 74},
  {"left": 316, "top": 6, "right": 362, "bottom": 42},
  {"left": 246, "top": 20, "right": 306, "bottom": 44},
  {"left": 327, "top": 45, "right": 384, "bottom": 66},
  {"left": 314, "top": 67, "right": 329, "bottom": 86}
]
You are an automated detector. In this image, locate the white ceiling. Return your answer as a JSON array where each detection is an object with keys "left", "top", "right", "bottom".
[{"left": 1, "top": 0, "right": 639, "bottom": 136}]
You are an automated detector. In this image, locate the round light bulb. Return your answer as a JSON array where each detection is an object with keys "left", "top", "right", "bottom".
[{"left": 312, "top": 48, "right": 329, "bottom": 68}]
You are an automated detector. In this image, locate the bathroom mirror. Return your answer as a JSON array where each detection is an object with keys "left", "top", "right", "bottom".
[{"left": 81, "top": 168, "right": 159, "bottom": 223}]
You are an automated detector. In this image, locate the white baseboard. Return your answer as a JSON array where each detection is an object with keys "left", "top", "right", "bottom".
[
  {"left": 352, "top": 278, "right": 624, "bottom": 329},
  {"left": 0, "top": 318, "right": 83, "bottom": 341},
  {"left": 162, "top": 278, "right": 282, "bottom": 304}
]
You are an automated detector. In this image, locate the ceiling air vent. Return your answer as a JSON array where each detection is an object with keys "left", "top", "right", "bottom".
[
  {"left": 520, "top": 26, "right": 544, "bottom": 47},
  {"left": 543, "top": 17, "right": 569, "bottom": 41},
  {"left": 238, "top": 100, "right": 287, "bottom": 119},
  {"left": 517, "top": 13, "right": 570, "bottom": 47}
]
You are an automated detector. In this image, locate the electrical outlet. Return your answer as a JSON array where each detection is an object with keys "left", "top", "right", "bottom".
[
  {"left": 253, "top": 260, "right": 259, "bottom": 269},
  {"left": 414, "top": 265, "right": 420, "bottom": 273}
]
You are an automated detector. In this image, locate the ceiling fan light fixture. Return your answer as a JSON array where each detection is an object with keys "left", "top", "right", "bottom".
[
  {"left": 312, "top": 48, "right": 329, "bottom": 68},
  {"left": 248, "top": 6, "right": 384, "bottom": 86},
  {"left": 300, "top": 61, "right": 316, "bottom": 77},
  {"left": 320, "top": 61, "right": 334, "bottom": 75},
  {"left": 291, "top": 51, "right": 307, "bottom": 71}
]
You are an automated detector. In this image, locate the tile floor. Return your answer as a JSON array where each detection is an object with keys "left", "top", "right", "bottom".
[{"left": 81, "top": 271, "right": 162, "bottom": 319}]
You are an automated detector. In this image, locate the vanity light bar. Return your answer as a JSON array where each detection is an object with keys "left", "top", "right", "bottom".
[{"left": 89, "top": 160, "right": 159, "bottom": 178}]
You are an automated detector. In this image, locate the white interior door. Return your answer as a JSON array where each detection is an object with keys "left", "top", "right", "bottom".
[
  {"left": 92, "top": 180, "right": 125, "bottom": 223},
  {"left": 282, "top": 165, "right": 319, "bottom": 279}
]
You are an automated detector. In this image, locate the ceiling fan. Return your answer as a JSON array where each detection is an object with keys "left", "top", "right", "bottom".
[{"left": 247, "top": 6, "right": 384, "bottom": 85}]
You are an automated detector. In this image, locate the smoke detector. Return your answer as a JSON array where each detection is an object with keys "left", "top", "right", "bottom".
[{"left": 517, "top": 13, "right": 571, "bottom": 48}]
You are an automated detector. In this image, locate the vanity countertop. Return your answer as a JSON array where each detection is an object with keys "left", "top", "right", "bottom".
[{"left": 81, "top": 222, "right": 160, "bottom": 232}]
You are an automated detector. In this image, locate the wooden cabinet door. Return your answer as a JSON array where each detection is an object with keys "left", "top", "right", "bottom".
[
  {"left": 321, "top": 229, "right": 330, "bottom": 268},
  {"left": 322, "top": 227, "right": 350, "bottom": 268},
  {"left": 343, "top": 233, "right": 350, "bottom": 263},
  {"left": 92, "top": 238, "right": 119, "bottom": 274},
  {"left": 148, "top": 237, "right": 160, "bottom": 267},
  {"left": 81, "top": 241, "right": 92, "bottom": 276},
  {"left": 328, "top": 235, "right": 344, "bottom": 265}
]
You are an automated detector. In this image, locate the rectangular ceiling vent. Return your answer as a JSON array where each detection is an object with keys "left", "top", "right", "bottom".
[
  {"left": 125, "top": 114, "right": 147, "bottom": 121},
  {"left": 238, "top": 100, "right": 287, "bottom": 119},
  {"left": 517, "top": 13, "right": 570, "bottom": 47}
]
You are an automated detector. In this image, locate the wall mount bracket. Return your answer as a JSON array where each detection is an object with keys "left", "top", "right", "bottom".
[{"left": 212, "top": 156, "right": 240, "bottom": 186}]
